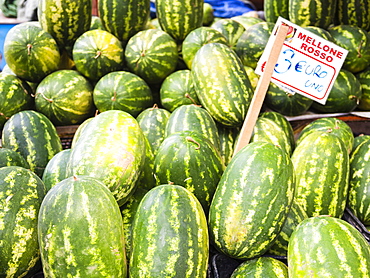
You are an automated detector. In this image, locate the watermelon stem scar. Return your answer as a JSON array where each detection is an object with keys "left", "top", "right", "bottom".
[
  {"left": 27, "top": 44, "right": 32, "bottom": 55},
  {"left": 186, "top": 136, "right": 201, "bottom": 149}
]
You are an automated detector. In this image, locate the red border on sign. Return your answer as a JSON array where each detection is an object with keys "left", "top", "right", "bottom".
[{"left": 271, "top": 43, "right": 337, "bottom": 100}]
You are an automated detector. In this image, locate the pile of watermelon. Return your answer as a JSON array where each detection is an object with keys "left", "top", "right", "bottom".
[{"left": 1, "top": 0, "right": 370, "bottom": 277}]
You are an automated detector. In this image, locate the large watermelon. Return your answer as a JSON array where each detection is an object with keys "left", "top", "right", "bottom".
[
  {"left": 38, "top": 175, "right": 127, "bottom": 277},
  {"left": 191, "top": 42, "right": 253, "bottom": 127},
  {"left": 3, "top": 22, "right": 60, "bottom": 83},
  {"left": 129, "top": 184, "right": 209, "bottom": 277},
  {"left": 0, "top": 166, "right": 46, "bottom": 277},
  {"left": 34, "top": 69, "right": 96, "bottom": 126},
  {"left": 209, "top": 141, "right": 295, "bottom": 260},
  {"left": 334, "top": 0, "right": 370, "bottom": 31}
]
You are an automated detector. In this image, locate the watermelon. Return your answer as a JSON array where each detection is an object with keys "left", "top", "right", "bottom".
[
  {"left": 231, "top": 15, "right": 264, "bottom": 30},
  {"left": 129, "top": 184, "right": 209, "bottom": 278},
  {"left": 90, "top": 15, "right": 105, "bottom": 31},
  {"left": 296, "top": 117, "right": 354, "bottom": 154},
  {"left": 72, "top": 29, "right": 125, "bottom": 82},
  {"left": 38, "top": 0, "right": 92, "bottom": 52},
  {"left": 209, "top": 141, "right": 295, "bottom": 260},
  {"left": 291, "top": 131, "right": 349, "bottom": 218},
  {"left": 264, "top": 0, "right": 289, "bottom": 23},
  {"left": 125, "top": 29, "right": 179, "bottom": 85},
  {"left": 356, "top": 66, "right": 370, "bottom": 110},
  {"left": 235, "top": 21, "right": 275, "bottom": 69},
  {"left": 181, "top": 26, "right": 229, "bottom": 70},
  {"left": 165, "top": 104, "right": 221, "bottom": 151},
  {"left": 93, "top": 70, "right": 153, "bottom": 117},
  {"left": 311, "top": 69, "right": 362, "bottom": 113},
  {"left": 334, "top": 0, "right": 370, "bottom": 31},
  {"left": 0, "top": 166, "right": 46, "bottom": 277},
  {"left": 3, "top": 22, "right": 60, "bottom": 83},
  {"left": 328, "top": 24, "right": 370, "bottom": 74},
  {"left": 264, "top": 81, "right": 313, "bottom": 116},
  {"left": 156, "top": 0, "right": 203, "bottom": 42},
  {"left": 203, "top": 2, "right": 214, "bottom": 26},
  {"left": 66, "top": 110, "right": 146, "bottom": 206},
  {"left": 304, "top": 26, "right": 334, "bottom": 41},
  {"left": 230, "top": 257, "right": 289, "bottom": 278},
  {"left": 348, "top": 139, "right": 370, "bottom": 226},
  {"left": 159, "top": 69, "right": 200, "bottom": 111},
  {"left": 136, "top": 136, "right": 156, "bottom": 192},
  {"left": 288, "top": 0, "right": 337, "bottom": 29},
  {"left": 38, "top": 175, "right": 127, "bottom": 277},
  {"left": 191, "top": 42, "right": 253, "bottom": 127},
  {"left": 98, "top": 0, "right": 150, "bottom": 43},
  {"left": 210, "top": 18, "right": 245, "bottom": 49},
  {"left": 70, "top": 117, "right": 94, "bottom": 148},
  {"left": 0, "top": 73, "right": 34, "bottom": 130},
  {"left": 1, "top": 110, "right": 63, "bottom": 177},
  {"left": 34, "top": 69, "right": 95, "bottom": 126},
  {"left": 216, "top": 123, "right": 240, "bottom": 166},
  {"left": 153, "top": 130, "right": 224, "bottom": 213},
  {"left": 353, "top": 134, "right": 370, "bottom": 151},
  {"left": 243, "top": 65, "right": 259, "bottom": 90},
  {"left": 288, "top": 215, "right": 370, "bottom": 277},
  {"left": 136, "top": 104, "right": 171, "bottom": 157},
  {"left": 41, "top": 149, "right": 71, "bottom": 192},
  {"left": 0, "top": 147, "right": 30, "bottom": 168}
]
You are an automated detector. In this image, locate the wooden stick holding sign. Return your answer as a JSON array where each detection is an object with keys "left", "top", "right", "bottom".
[{"left": 233, "top": 24, "right": 289, "bottom": 157}]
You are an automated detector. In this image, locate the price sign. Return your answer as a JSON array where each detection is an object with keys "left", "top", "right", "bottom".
[{"left": 255, "top": 17, "right": 348, "bottom": 105}]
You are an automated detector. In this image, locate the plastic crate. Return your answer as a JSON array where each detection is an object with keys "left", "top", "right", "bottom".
[{"left": 0, "top": 23, "right": 17, "bottom": 71}]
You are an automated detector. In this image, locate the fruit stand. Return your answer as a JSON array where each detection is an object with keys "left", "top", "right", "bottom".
[{"left": 1, "top": 0, "right": 370, "bottom": 277}]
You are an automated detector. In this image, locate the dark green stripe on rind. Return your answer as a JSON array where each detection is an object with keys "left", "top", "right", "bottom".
[
  {"left": 0, "top": 166, "right": 46, "bottom": 278},
  {"left": 264, "top": 0, "right": 289, "bottom": 23},
  {"left": 191, "top": 42, "right": 253, "bottom": 127},
  {"left": 129, "top": 184, "right": 209, "bottom": 278},
  {"left": 210, "top": 19, "right": 245, "bottom": 49},
  {"left": 38, "top": 175, "right": 127, "bottom": 277},
  {"left": 288, "top": 216, "right": 370, "bottom": 277},
  {"left": 98, "top": 0, "right": 150, "bottom": 42},
  {"left": 209, "top": 141, "right": 295, "bottom": 260},
  {"left": 1, "top": 110, "right": 63, "bottom": 177},
  {"left": 335, "top": 0, "right": 370, "bottom": 31},
  {"left": 291, "top": 131, "right": 349, "bottom": 218},
  {"left": 42, "top": 149, "right": 71, "bottom": 192},
  {"left": 156, "top": 0, "right": 204, "bottom": 42}
]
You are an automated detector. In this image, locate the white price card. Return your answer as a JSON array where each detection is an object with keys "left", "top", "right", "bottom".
[{"left": 255, "top": 17, "right": 348, "bottom": 105}]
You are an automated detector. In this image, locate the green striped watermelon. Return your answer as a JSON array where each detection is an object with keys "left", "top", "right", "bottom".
[
  {"left": 0, "top": 166, "right": 46, "bottom": 277},
  {"left": 231, "top": 257, "right": 289, "bottom": 278},
  {"left": 210, "top": 18, "right": 245, "bottom": 49},
  {"left": 156, "top": 0, "right": 203, "bottom": 42},
  {"left": 93, "top": 70, "right": 153, "bottom": 117},
  {"left": 235, "top": 21, "right": 275, "bottom": 69},
  {"left": 70, "top": 117, "right": 94, "bottom": 148},
  {"left": 334, "top": 0, "right": 370, "bottom": 31},
  {"left": 311, "top": 69, "right": 362, "bottom": 113},
  {"left": 328, "top": 24, "right": 370, "bottom": 73},
  {"left": 191, "top": 42, "right": 253, "bottom": 127},
  {"left": 264, "top": 0, "right": 289, "bottom": 23},
  {"left": 203, "top": 2, "right": 214, "bottom": 26},
  {"left": 0, "top": 73, "right": 34, "bottom": 130},
  {"left": 353, "top": 134, "right": 370, "bottom": 151},
  {"left": 41, "top": 149, "right": 71, "bottom": 192},
  {"left": 72, "top": 29, "right": 124, "bottom": 82},
  {"left": 1, "top": 110, "right": 63, "bottom": 177},
  {"left": 125, "top": 29, "right": 179, "bottom": 84},
  {"left": 164, "top": 104, "right": 221, "bottom": 151},
  {"left": 153, "top": 130, "right": 224, "bottom": 213},
  {"left": 181, "top": 26, "right": 228, "bottom": 70},
  {"left": 356, "top": 66, "right": 370, "bottom": 110},
  {"left": 348, "top": 139, "right": 370, "bottom": 226},
  {"left": 3, "top": 22, "right": 60, "bottom": 83},
  {"left": 216, "top": 123, "right": 240, "bottom": 166},
  {"left": 98, "top": 0, "right": 150, "bottom": 43},
  {"left": 209, "top": 141, "right": 295, "bottom": 260},
  {"left": 296, "top": 117, "right": 354, "bottom": 154},
  {"left": 38, "top": 175, "right": 127, "bottom": 277},
  {"left": 159, "top": 69, "right": 200, "bottom": 111},
  {"left": 136, "top": 104, "right": 171, "bottom": 157},
  {"left": 129, "top": 184, "right": 209, "bottom": 277},
  {"left": 38, "top": 0, "right": 91, "bottom": 51},
  {"left": 288, "top": 215, "right": 370, "bottom": 277},
  {"left": 304, "top": 26, "right": 334, "bottom": 41},
  {"left": 231, "top": 15, "right": 264, "bottom": 30},
  {"left": 66, "top": 110, "right": 146, "bottom": 206},
  {"left": 291, "top": 131, "right": 349, "bottom": 218},
  {"left": 34, "top": 69, "right": 95, "bottom": 126},
  {"left": 90, "top": 15, "right": 105, "bottom": 31},
  {"left": 288, "top": 0, "right": 336, "bottom": 29},
  {"left": 136, "top": 136, "right": 156, "bottom": 191},
  {"left": 0, "top": 147, "right": 29, "bottom": 168}
]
